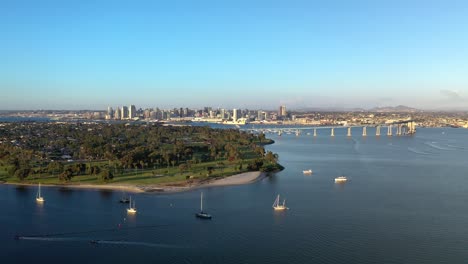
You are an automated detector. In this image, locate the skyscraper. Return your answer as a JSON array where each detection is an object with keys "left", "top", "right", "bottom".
[
  {"left": 232, "top": 108, "right": 238, "bottom": 121},
  {"left": 129, "top": 105, "right": 136, "bottom": 119},
  {"left": 114, "top": 107, "right": 121, "bottom": 120},
  {"left": 106, "top": 106, "right": 114, "bottom": 120},
  {"left": 279, "top": 105, "right": 287, "bottom": 117},
  {"left": 122, "top": 106, "right": 129, "bottom": 119}
]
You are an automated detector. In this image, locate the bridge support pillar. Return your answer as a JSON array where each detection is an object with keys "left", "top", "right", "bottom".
[
  {"left": 331, "top": 128, "right": 335, "bottom": 137},
  {"left": 347, "top": 127, "right": 351, "bottom": 137},
  {"left": 387, "top": 125, "right": 392, "bottom": 136},
  {"left": 408, "top": 121, "right": 416, "bottom": 134},
  {"left": 362, "top": 126, "right": 367, "bottom": 137},
  {"left": 313, "top": 128, "right": 317, "bottom": 137},
  {"left": 376, "top": 126, "right": 381, "bottom": 136}
]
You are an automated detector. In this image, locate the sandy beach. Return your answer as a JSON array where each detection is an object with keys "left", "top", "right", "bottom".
[{"left": 2, "top": 171, "right": 266, "bottom": 194}]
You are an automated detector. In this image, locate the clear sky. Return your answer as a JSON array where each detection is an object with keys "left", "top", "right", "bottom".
[{"left": 2, "top": 0, "right": 468, "bottom": 110}]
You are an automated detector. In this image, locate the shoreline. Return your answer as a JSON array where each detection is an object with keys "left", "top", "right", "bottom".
[{"left": 1, "top": 171, "right": 267, "bottom": 194}]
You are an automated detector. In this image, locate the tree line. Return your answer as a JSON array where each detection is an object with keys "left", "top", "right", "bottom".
[{"left": 0, "top": 122, "right": 281, "bottom": 182}]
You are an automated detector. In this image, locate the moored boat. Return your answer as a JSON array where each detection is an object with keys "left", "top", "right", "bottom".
[
  {"left": 195, "top": 192, "right": 212, "bottom": 219},
  {"left": 36, "top": 183, "right": 44, "bottom": 203},
  {"left": 126, "top": 196, "right": 137, "bottom": 214},
  {"left": 334, "top": 176, "right": 347, "bottom": 183},
  {"left": 272, "top": 194, "right": 288, "bottom": 210}
]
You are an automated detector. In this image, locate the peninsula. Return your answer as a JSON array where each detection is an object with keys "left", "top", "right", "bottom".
[{"left": 0, "top": 122, "right": 283, "bottom": 192}]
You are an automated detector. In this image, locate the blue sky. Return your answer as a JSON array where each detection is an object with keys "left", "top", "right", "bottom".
[{"left": 2, "top": 0, "right": 468, "bottom": 110}]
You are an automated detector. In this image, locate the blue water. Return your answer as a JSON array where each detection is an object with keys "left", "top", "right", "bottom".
[
  {"left": 0, "top": 117, "right": 51, "bottom": 122},
  {"left": 1, "top": 127, "right": 468, "bottom": 263}
]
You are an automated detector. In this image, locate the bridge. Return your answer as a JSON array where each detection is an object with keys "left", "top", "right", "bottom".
[{"left": 243, "top": 120, "right": 417, "bottom": 137}]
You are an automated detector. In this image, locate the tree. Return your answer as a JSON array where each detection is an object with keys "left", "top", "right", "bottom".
[
  {"left": 179, "top": 163, "right": 189, "bottom": 172},
  {"left": 14, "top": 167, "right": 30, "bottom": 181},
  {"left": 59, "top": 168, "right": 73, "bottom": 182},
  {"left": 100, "top": 169, "right": 113, "bottom": 182},
  {"left": 264, "top": 151, "right": 278, "bottom": 164},
  {"left": 47, "top": 161, "right": 64, "bottom": 175}
]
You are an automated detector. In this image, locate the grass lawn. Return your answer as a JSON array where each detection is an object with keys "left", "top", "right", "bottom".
[{"left": 1, "top": 158, "right": 258, "bottom": 186}]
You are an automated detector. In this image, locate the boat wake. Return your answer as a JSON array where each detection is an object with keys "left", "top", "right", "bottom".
[
  {"left": 17, "top": 236, "right": 88, "bottom": 242},
  {"left": 91, "top": 240, "right": 187, "bottom": 248},
  {"left": 424, "top": 142, "right": 454, "bottom": 151},
  {"left": 407, "top": 147, "right": 432, "bottom": 155},
  {"left": 446, "top": 144, "right": 465, "bottom": 150},
  {"left": 17, "top": 236, "right": 186, "bottom": 248}
]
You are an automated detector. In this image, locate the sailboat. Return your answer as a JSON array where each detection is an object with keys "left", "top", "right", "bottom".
[
  {"left": 195, "top": 192, "right": 212, "bottom": 219},
  {"left": 272, "top": 194, "right": 288, "bottom": 210},
  {"left": 126, "top": 196, "right": 137, "bottom": 214},
  {"left": 119, "top": 192, "right": 130, "bottom": 203},
  {"left": 36, "top": 183, "right": 44, "bottom": 203}
]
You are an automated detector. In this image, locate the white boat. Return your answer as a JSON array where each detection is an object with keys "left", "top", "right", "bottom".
[
  {"left": 303, "top": 169, "right": 313, "bottom": 174},
  {"left": 126, "top": 196, "right": 137, "bottom": 214},
  {"left": 334, "top": 176, "right": 347, "bottom": 183},
  {"left": 272, "top": 194, "right": 288, "bottom": 210},
  {"left": 36, "top": 183, "right": 44, "bottom": 203},
  {"left": 195, "top": 192, "right": 212, "bottom": 219}
]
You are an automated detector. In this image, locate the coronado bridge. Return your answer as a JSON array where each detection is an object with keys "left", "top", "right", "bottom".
[{"left": 242, "top": 120, "right": 417, "bottom": 137}]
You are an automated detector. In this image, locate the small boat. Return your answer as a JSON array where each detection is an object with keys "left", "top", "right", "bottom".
[
  {"left": 272, "top": 194, "right": 288, "bottom": 210},
  {"left": 90, "top": 240, "right": 100, "bottom": 244},
  {"left": 303, "top": 169, "right": 313, "bottom": 174},
  {"left": 119, "top": 192, "right": 130, "bottom": 203},
  {"left": 334, "top": 176, "right": 347, "bottom": 183},
  {"left": 126, "top": 196, "right": 137, "bottom": 214},
  {"left": 195, "top": 192, "right": 212, "bottom": 219},
  {"left": 36, "top": 183, "right": 45, "bottom": 203}
]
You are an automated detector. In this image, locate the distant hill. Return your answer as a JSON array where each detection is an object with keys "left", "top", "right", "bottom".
[
  {"left": 369, "top": 105, "right": 421, "bottom": 113},
  {"left": 293, "top": 105, "right": 420, "bottom": 113}
]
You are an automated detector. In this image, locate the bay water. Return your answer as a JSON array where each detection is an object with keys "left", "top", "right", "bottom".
[{"left": 1, "top": 127, "right": 467, "bottom": 263}]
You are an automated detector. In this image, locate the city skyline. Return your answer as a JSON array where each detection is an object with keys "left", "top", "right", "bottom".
[{"left": 2, "top": 1, "right": 468, "bottom": 110}]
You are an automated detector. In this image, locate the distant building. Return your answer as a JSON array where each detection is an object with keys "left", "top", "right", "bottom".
[
  {"left": 232, "top": 108, "right": 241, "bottom": 121},
  {"left": 220, "top": 109, "right": 226, "bottom": 119},
  {"left": 257, "top": 110, "right": 264, "bottom": 121},
  {"left": 106, "top": 106, "right": 114, "bottom": 120},
  {"left": 114, "top": 107, "right": 121, "bottom": 120},
  {"left": 129, "top": 105, "right": 136, "bottom": 119},
  {"left": 144, "top": 109, "right": 151, "bottom": 119},
  {"left": 279, "top": 105, "right": 287, "bottom": 117},
  {"left": 179, "top": 107, "right": 184, "bottom": 118},
  {"left": 121, "top": 106, "right": 129, "bottom": 119}
]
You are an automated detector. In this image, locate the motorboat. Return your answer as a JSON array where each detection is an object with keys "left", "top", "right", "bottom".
[{"left": 334, "top": 176, "right": 348, "bottom": 183}]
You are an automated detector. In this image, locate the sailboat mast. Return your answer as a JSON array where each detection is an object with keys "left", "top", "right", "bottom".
[
  {"left": 200, "top": 192, "right": 203, "bottom": 212},
  {"left": 273, "top": 195, "right": 279, "bottom": 207}
]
